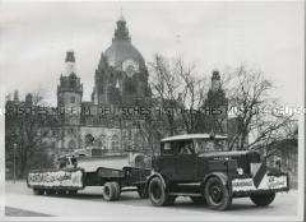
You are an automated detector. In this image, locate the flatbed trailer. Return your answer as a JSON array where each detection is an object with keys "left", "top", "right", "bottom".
[{"left": 27, "top": 165, "right": 151, "bottom": 200}]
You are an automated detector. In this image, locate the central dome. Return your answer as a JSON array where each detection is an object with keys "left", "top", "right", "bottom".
[{"left": 104, "top": 18, "right": 145, "bottom": 69}]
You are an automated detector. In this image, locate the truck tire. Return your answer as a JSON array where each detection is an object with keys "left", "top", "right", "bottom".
[
  {"left": 204, "top": 177, "right": 232, "bottom": 210},
  {"left": 148, "top": 177, "right": 174, "bottom": 206},
  {"left": 33, "top": 189, "right": 44, "bottom": 195},
  {"left": 250, "top": 192, "right": 275, "bottom": 207},
  {"left": 190, "top": 196, "right": 206, "bottom": 205},
  {"left": 103, "top": 182, "right": 120, "bottom": 201}
]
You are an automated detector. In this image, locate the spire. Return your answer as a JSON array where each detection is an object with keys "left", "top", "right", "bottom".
[
  {"left": 119, "top": 6, "right": 124, "bottom": 21},
  {"left": 113, "top": 16, "right": 131, "bottom": 42}
]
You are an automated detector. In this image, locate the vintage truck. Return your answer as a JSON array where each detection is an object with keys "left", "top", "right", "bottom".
[
  {"left": 27, "top": 153, "right": 151, "bottom": 200},
  {"left": 145, "top": 134, "right": 289, "bottom": 210}
]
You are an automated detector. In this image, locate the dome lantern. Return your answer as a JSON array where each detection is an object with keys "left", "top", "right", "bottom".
[{"left": 113, "top": 17, "right": 131, "bottom": 42}]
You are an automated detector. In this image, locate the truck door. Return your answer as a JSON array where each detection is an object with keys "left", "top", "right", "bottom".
[
  {"left": 175, "top": 140, "right": 197, "bottom": 181},
  {"left": 158, "top": 142, "right": 177, "bottom": 180}
]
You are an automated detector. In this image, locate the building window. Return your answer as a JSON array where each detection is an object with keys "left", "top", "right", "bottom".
[{"left": 70, "top": 96, "right": 76, "bottom": 103}]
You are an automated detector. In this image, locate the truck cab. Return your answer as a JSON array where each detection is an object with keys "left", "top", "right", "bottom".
[
  {"left": 154, "top": 134, "right": 230, "bottom": 182},
  {"left": 147, "top": 134, "right": 289, "bottom": 210}
]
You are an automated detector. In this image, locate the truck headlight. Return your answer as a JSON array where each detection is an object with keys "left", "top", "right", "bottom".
[{"left": 237, "top": 168, "right": 244, "bottom": 175}]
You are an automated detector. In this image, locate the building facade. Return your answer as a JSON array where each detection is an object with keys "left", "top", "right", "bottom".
[{"left": 6, "top": 17, "right": 231, "bottom": 158}]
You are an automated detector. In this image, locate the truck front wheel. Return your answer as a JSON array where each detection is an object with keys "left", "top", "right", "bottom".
[
  {"left": 250, "top": 192, "right": 275, "bottom": 207},
  {"left": 103, "top": 182, "right": 120, "bottom": 201},
  {"left": 204, "top": 177, "right": 232, "bottom": 210},
  {"left": 148, "top": 177, "right": 174, "bottom": 206}
]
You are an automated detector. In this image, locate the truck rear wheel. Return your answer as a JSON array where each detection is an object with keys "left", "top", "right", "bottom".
[
  {"left": 148, "top": 177, "right": 174, "bottom": 206},
  {"left": 103, "top": 182, "right": 120, "bottom": 201},
  {"left": 204, "top": 177, "right": 232, "bottom": 210},
  {"left": 250, "top": 192, "right": 275, "bottom": 206}
]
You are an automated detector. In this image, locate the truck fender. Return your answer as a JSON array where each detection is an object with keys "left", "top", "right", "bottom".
[
  {"left": 145, "top": 172, "right": 167, "bottom": 192},
  {"left": 202, "top": 172, "right": 229, "bottom": 187}
]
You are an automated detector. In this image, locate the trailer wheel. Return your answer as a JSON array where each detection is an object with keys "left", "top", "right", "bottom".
[
  {"left": 204, "top": 176, "right": 232, "bottom": 210},
  {"left": 148, "top": 177, "right": 173, "bottom": 206},
  {"left": 190, "top": 196, "right": 206, "bottom": 205},
  {"left": 33, "top": 189, "right": 44, "bottom": 195},
  {"left": 250, "top": 192, "right": 276, "bottom": 207},
  {"left": 103, "top": 182, "right": 120, "bottom": 201}
]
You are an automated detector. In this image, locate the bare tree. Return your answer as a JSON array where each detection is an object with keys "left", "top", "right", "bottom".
[
  {"left": 5, "top": 92, "right": 56, "bottom": 178},
  {"left": 148, "top": 54, "right": 209, "bottom": 135},
  {"left": 225, "top": 65, "right": 295, "bottom": 151}
]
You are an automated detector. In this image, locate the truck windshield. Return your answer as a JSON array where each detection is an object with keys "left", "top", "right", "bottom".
[{"left": 194, "top": 139, "right": 227, "bottom": 155}]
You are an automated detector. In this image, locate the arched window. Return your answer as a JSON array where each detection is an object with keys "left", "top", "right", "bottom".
[
  {"left": 111, "top": 135, "right": 120, "bottom": 151},
  {"left": 85, "top": 134, "right": 94, "bottom": 147}
]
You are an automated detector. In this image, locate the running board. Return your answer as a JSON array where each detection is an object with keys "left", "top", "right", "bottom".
[
  {"left": 120, "top": 188, "right": 138, "bottom": 192},
  {"left": 176, "top": 182, "right": 201, "bottom": 186},
  {"left": 168, "top": 192, "right": 202, "bottom": 197}
]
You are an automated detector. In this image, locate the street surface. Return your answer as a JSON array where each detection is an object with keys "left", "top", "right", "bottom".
[{"left": 5, "top": 181, "right": 300, "bottom": 221}]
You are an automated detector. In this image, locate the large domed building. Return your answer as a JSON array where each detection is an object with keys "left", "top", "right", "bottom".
[
  {"left": 92, "top": 17, "right": 150, "bottom": 106},
  {"left": 53, "top": 17, "right": 152, "bottom": 156}
]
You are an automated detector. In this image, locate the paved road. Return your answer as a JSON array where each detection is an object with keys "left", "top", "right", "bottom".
[
  {"left": 5, "top": 181, "right": 301, "bottom": 221},
  {"left": 5, "top": 207, "right": 52, "bottom": 217}
]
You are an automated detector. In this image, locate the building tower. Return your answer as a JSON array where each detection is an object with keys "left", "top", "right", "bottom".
[
  {"left": 57, "top": 50, "right": 83, "bottom": 151},
  {"left": 57, "top": 50, "right": 83, "bottom": 125},
  {"left": 201, "top": 70, "right": 228, "bottom": 134}
]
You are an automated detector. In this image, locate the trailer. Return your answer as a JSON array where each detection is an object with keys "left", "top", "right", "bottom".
[{"left": 27, "top": 154, "right": 151, "bottom": 200}]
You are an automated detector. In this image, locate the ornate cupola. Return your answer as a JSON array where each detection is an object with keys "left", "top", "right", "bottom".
[{"left": 113, "top": 17, "right": 131, "bottom": 42}]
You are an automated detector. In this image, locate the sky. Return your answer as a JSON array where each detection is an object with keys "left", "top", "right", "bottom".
[{"left": 0, "top": 1, "right": 304, "bottom": 109}]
